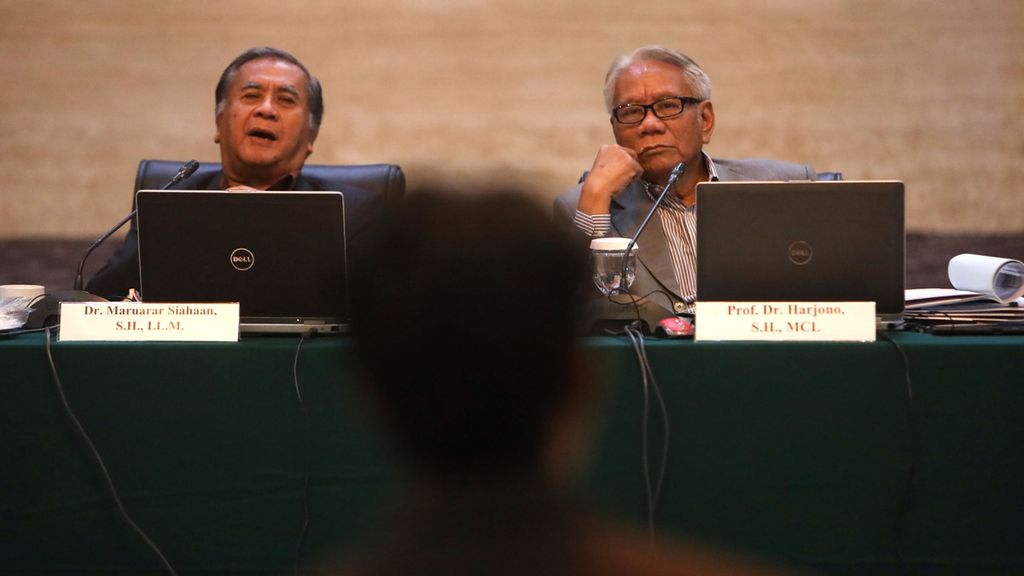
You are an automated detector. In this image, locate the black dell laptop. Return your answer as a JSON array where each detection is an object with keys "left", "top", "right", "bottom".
[
  {"left": 696, "top": 180, "right": 905, "bottom": 318},
  {"left": 136, "top": 190, "right": 348, "bottom": 333}
]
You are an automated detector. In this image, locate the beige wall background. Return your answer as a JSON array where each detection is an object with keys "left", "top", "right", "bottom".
[{"left": 1, "top": 0, "right": 1022, "bottom": 238}]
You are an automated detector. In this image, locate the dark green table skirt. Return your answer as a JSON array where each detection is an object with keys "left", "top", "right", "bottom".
[{"left": 2, "top": 331, "right": 1021, "bottom": 574}]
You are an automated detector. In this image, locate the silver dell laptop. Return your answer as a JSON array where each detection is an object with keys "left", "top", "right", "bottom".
[
  {"left": 696, "top": 180, "right": 905, "bottom": 319},
  {"left": 136, "top": 190, "right": 349, "bottom": 333}
]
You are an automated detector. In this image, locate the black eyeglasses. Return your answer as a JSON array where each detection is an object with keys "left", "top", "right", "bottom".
[{"left": 612, "top": 96, "right": 703, "bottom": 125}]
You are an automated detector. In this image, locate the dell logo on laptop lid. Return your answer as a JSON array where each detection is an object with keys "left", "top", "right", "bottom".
[
  {"left": 787, "top": 240, "right": 813, "bottom": 265},
  {"left": 230, "top": 248, "right": 255, "bottom": 271}
]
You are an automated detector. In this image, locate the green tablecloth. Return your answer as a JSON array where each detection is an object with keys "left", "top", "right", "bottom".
[{"left": 1, "top": 331, "right": 1022, "bottom": 574}]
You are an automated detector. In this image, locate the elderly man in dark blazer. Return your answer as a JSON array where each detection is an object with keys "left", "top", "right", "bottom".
[{"left": 555, "top": 45, "right": 815, "bottom": 313}]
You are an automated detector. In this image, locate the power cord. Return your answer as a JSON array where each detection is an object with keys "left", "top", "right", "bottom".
[
  {"left": 877, "top": 330, "right": 919, "bottom": 569},
  {"left": 878, "top": 331, "right": 914, "bottom": 401},
  {"left": 622, "top": 323, "right": 671, "bottom": 547},
  {"left": 604, "top": 287, "right": 678, "bottom": 335},
  {"left": 291, "top": 329, "right": 315, "bottom": 576},
  {"left": 44, "top": 325, "right": 178, "bottom": 576},
  {"left": 0, "top": 326, "right": 53, "bottom": 338}
]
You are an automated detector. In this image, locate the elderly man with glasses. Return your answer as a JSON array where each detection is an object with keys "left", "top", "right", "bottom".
[{"left": 555, "top": 45, "right": 816, "bottom": 314}]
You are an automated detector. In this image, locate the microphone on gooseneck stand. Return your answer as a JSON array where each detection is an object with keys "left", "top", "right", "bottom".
[
  {"left": 620, "top": 162, "right": 685, "bottom": 289},
  {"left": 73, "top": 160, "right": 200, "bottom": 291},
  {"left": 25, "top": 160, "right": 201, "bottom": 328}
]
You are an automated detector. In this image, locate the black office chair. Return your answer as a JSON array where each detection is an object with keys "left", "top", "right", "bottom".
[{"left": 134, "top": 159, "right": 405, "bottom": 201}]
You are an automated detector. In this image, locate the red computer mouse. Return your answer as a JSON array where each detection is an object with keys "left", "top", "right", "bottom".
[{"left": 655, "top": 316, "right": 694, "bottom": 338}]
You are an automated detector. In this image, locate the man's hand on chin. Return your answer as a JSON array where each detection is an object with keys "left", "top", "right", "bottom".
[{"left": 578, "top": 144, "right": 643, "bottom": 215}]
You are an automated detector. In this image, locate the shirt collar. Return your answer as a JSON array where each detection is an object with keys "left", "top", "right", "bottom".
[
  {"left": 642, "top": 151, "right": 718, "bottom": 208},
  {"left": 704, "top": 151, "right": 720, "bottom": 181},
  {"left": 268, "top": 173, "right": 297, "bottom": 191},
  {"left": 219, "top": 172, "right": 298, "bottom": 191}
]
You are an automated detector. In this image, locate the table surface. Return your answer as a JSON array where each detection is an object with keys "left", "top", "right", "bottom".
[{"left": 2, "top": 330, "right": 1022, "bottom": 575}]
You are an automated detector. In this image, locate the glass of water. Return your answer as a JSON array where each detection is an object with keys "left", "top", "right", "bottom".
[{"left": 590, "top": 237, "right": 638, "bottom": 296}]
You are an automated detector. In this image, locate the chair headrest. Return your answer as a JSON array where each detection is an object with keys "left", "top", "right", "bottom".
[{"left": 134, "top": 159, "right": 405, "bottom": 200}]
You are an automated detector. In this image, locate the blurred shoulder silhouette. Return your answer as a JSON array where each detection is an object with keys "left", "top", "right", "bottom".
[{"left": 329, "top": 184, "right": 798, "bottom": 576}]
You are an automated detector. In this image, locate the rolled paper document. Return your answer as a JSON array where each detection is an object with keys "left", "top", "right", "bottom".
[{"left": 947, "top": 254, "right": 1024, "bottom": 304}]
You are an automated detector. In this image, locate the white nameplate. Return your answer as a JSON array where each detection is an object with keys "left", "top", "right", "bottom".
[
  {"left": 695, "top": 301, "right": 876, "bottom": 342},
  {"left": 58, "top": 302, "right": 239, "bottom": 342}
]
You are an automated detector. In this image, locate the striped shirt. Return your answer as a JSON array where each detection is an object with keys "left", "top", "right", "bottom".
[
  {"left": 573, "top": 153, "right": 720, "bottom": 311},
  {"left": 644, "top": 181, "right": 699, "bottom": 308}
]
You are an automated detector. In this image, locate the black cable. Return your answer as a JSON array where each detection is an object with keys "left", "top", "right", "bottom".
[
  {"left": 623, "top": 324, "right": 671, "bottom": 548},
  {"left": 604, "top": 287, "right": 678, "bottom": 336},
  {"left": 877, "top": 330, "right": 919, "bottom": 569},
  {"left": 642, "top": 338, "right": 671, "bottom": 511},
  {"left": 0, "top": 326, "right": 52, "bottom": 338},
  {"left": 632, "top": 288, "right": 681, "bottom": 313},
  {"left": 606, "top": 287, "right": 644, "bottom": 327},
  {"left": 607, "top": 287, "right": 676, "bottom": 309},
  {"left": 878, "top": 331, "right": 913, "bottom": 401},
  {"left": 637, "top": 327, "right": 671, "bottom": 533},
  {"left": 44, "top": 326, "right": 178, "bottom": 576},
  {"left": 291, "top": 330, "right": 314, "bottom": 576},
  {"left": 622, "top": 326, "right": 653, "bottom": 543}
]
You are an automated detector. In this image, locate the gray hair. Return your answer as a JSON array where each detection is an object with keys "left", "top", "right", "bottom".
[
  {"left": 602, "top": 45, "right": 712, "bottom": 112},
  {"left": 215, "top": 46, "right": 324, "bottom": 134}
]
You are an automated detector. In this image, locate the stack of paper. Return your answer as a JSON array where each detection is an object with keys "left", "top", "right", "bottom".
[{"left": 904, "top": 288, "right": 1024, "bottom": 330}]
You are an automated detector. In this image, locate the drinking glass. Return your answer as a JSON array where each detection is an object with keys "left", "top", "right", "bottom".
[{"left": 590, "top": 237, "right": 638, "bottom": 296}]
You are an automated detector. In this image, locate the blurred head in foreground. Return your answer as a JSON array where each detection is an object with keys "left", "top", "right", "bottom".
[
  {"left": 350, "top": 186, "right": 588, "bottom": 480},
  {"left": 343, "top": 185, "right": 798, "bottom": 576}
]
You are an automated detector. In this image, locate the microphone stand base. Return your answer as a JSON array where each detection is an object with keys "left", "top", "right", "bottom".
[
  {"left": 25, "top": 290, "right": 108, "bottom": 330},
  {"left": 581, "top": 293, "right": 675, "bottom": 335}
]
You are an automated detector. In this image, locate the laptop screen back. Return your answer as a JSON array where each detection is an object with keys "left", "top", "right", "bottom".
[
  {"left": 696, "top": 180, "right": 905, "bottom": 315},
  {"left": 136, "top": 190, "right": 348, "bottom": 323}
]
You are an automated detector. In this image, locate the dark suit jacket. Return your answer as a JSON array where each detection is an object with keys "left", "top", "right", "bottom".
[
  {"left": 554, "top": 157, "right": 816, "bottom": 310},
  {"left": 85, "top": 169, "right": 378, "bottom": 299}
]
